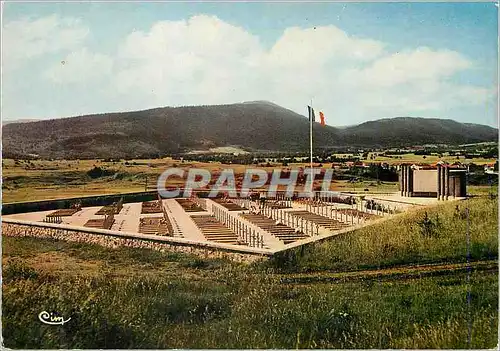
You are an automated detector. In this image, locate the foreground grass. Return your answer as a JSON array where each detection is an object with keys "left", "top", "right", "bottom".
[
  {"left": 2, "top": 236, "right": 498, "bottom": 349},
  {"left": 2, "top": 194, "right": 498, "bottom": 348},
  {"left": 266, "top": 197, "right": 498, "bottom": 273}
]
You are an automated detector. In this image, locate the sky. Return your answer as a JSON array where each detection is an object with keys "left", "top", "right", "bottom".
[{"left": 2, "top": 2, "right": 498, "bottom": 127}]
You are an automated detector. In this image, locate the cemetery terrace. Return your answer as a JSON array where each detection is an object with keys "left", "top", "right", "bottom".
[{"left": 3, "top": 187, "right": 464, "bottom": 257}]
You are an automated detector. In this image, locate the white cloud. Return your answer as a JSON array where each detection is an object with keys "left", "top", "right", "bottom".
[
  {"left": 266, "top": 25, "right": 384, "bottom": 68},
  {"left": 113, "top": 15, "right": 263, "bottom": 107},
  {"left": 354, "top": 47, "right": 472, "bottom": 88},
  {"left": 106, "top": 15, "right": 490, "bottom": 123},
  {"left": 4, "top": 14, "right": 494, "bottom": 124},
  {"left": 332, "top": 48, "right": 492, "bottom": 117},
  {"left": 2, "top": 15, "right": 89, "bottom": 70},
  {"left": 119, "top": 15, "right": 261, "bottom": 62},
  {"left": 44, "top": 48, "right": 113, "bottom": 84}
]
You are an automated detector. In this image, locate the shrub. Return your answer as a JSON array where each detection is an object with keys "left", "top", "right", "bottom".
[
  {"left": 418, "top": 212, "right": 441, "bottom": 238},
  {"left": 3, "top": 260, "right": 38, "bottom": 282},
  {"left": 86, "top": 166, "right": 115, "bottom": 179}
]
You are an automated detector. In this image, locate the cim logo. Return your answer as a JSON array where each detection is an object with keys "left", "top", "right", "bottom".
[{"left": 38, "top": 311, "right": 71, "bottom": 325}]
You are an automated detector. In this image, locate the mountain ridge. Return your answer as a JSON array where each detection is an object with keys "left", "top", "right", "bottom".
[{"left": 2, "top": 101, "right": 497, "bottom": 159}]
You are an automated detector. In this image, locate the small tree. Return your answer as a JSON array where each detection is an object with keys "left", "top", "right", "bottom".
[{"left": 418, "top": 212, "right": 441, "bottom": 238}]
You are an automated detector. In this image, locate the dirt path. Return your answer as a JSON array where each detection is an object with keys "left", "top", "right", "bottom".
[{"left": 276, "top": 260, "right": 498, "bottom": 284}]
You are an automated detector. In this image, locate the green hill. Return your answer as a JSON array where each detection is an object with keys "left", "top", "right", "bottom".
[{"left": 2, "top": 101, "right": 497, "bottom": 158}]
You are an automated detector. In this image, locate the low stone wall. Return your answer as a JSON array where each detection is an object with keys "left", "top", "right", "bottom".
[{"left": 2, "top": 220, "right": 271, "bottom": 263}]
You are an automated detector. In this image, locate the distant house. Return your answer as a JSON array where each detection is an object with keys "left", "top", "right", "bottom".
[
  {"left": 353, "top": 161, "right": 369, "bottom": 168},
  {"left": 484, "top": 162, "right": 498, "bottom": 175},
  {"left": 484, "top": 163, "right": 495, "bottom": 172}
]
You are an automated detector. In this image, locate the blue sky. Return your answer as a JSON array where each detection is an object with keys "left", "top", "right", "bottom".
[{"left": 2, "top": 2, "right": 498, "bottom": 126}]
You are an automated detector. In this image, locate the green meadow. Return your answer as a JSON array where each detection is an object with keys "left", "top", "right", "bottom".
[{"left": 2, "top": 197, "right": 498, "bottom": 349}]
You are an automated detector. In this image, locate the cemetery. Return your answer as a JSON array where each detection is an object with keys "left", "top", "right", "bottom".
[{"left": 2, "top": 185, "right": 463, "bottom": 257}]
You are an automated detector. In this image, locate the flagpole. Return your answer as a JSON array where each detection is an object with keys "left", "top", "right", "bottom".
[{"left": 310, "top": 98, "right": 313, "bottom": 188}]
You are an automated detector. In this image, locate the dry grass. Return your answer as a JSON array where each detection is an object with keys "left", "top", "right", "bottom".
[
  {"left": 3, "top": 158, "right": 401, "bottom": 203},
  {"left": 366, "top": 152, "right": 495, "bottom": 165}
]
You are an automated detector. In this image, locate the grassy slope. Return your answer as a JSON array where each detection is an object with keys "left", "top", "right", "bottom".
[
  {"left": 266, "top": 197, "right": 498, "bottom": 272},
  {"left": 2, "top": 237, "right": 497, "bottom": 349},
  {"left": 2, "top": 197, "right": 498, "bottom": 349}
]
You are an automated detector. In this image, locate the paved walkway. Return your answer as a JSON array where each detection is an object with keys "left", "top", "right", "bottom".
[
  {"left": 365, "top": 192, "right": 465, "bottom": 211},
  {"left": 162, "top": 199, "right": 205, "bottom": 241},
  {"left": 65, "top": 206, "right": 100, "bottom": 226},
  {"left": 111, "top": 203, "right": 141, "bottom": 232},
  {"left": 5, "top": 209, "right": 54, "bottom": 222}
]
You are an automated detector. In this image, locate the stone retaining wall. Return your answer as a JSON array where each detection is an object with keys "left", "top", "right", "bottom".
[
  {"left": 2, "top": 191, "right": 159, "bottom": 215},
  {"left": 2, "top": 220, "right": 271, "bottom": 263}
]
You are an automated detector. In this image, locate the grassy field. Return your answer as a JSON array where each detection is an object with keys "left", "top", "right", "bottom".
[
  {"left": 367, "top": 152, "right": 496, "bottom": 165},
  {"left": 2, "top": 156, "right": 497, "bottom": 348},
  {"left": 468, "top": 184, "right": 498, "bottom": 196},
  {"left": 2, "top": 196, "right": 498, "bottom": 349},
  {"left": 2, "top": 236, "right": 497, "bottom": 349},
  {"left": 2, "top": 158, "right": 174, "bottom": 202}
]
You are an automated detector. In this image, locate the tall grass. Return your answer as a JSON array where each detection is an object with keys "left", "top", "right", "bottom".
[
  {"left": 2, "top": 236, "right": 498, "bottom": 349},
  {"left": 2, "top": 196, "right": 498, "bottom": 348},
  {"left": 266, "top": 197, "right": 498, "bottom": 272}
]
